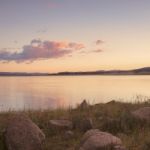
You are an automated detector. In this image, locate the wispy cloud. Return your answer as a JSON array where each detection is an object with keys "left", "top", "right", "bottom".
[
  {"left": 0, "top": 39, "right": 85, "bottom": 63},
  {"left": 79, "top": 49, "right": 103, "bottom": 54},
  {"left": 92, "top": 49, "right": 103, "bottom": 53}
]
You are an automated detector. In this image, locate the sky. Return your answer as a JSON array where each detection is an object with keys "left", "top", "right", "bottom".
[{"left": 0, "top": 0, "right": 150, "bottom": 73}]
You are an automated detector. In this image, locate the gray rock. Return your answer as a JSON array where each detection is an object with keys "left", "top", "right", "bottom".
[
  {"left": 5, "top": 114, "right": 45, "bottom": 150},
  {"left": 132, "top": 107, "right": 150, "bottom": 121},
  {"left": 76, "top": 129, "right": 126, "bottom": 150},
  {"left": 49, "top": 119, "right": 73, "bottom": 130}
]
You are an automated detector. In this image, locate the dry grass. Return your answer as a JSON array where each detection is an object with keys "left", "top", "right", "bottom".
[{"left": 0, "top": 99, "right": 150, "bottom": 150}]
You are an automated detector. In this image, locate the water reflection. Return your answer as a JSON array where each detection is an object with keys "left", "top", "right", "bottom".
[{"left": 0, "top": 76, "right": 150, "bottom": 111}]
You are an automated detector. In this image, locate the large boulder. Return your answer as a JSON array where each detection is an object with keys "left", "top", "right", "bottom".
[
  {"left": 5, "top": 114, "right": 45, "bottom": 150},
  {"left": 76, "top": 129, "right": 126, "bottom": 150},
  {"left": 132, "top": 107, "right": 150, "bottom": 121},
  {"left": 49, "top": 119, "right": 73, "bottom": 130}
]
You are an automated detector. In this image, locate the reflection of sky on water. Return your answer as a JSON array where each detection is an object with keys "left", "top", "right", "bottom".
[
  {"left": 0, "top": 77, "right": 69, "bottom": 111},
  {"left": 0, "top": 76, "right": 150, "bottom": 111}
]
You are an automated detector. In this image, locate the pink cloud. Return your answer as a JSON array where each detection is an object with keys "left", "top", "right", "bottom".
[
  {"left": 69, "top": 42, "right": 85, "bottom": 50},
  {"left": 0, "top": 39, "right": 85, "bottom": 63}
]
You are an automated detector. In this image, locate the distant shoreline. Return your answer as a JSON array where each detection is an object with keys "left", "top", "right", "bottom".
[
  {"left": 1, "top": 67, "right": 150, "bottom": 76},
  {"left": 1, "top": 74, "right": 150, "bottom": 77}
]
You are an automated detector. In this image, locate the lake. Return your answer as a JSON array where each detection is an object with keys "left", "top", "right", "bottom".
[{"left": 0, "top": 75, "right": 150, "bottom": 111}]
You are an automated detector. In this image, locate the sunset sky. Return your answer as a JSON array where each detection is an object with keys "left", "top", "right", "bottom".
[{"left": 0, "top": 0, "right": 150, "bottom": 73}]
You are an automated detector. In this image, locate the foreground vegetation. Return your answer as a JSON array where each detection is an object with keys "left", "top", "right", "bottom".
[{"left": 0, "top": 99, "right": 150, "bottom": 150}]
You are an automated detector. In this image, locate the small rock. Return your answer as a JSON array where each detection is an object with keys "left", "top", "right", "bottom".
[
  {"left": 49, "top": 119, "right": 73, "bottom": 130},
  {"left": 64, "top": 130, "right": 74, "bottom": 140},
  {"left": 76, "top": 129, "right": 126, "bottom": 150},
  {"left": 5, "top": 114, "right": 45, "bottom": 150},
  {"left": 132, "top": 107, "right": 150, "bottom": 122}
]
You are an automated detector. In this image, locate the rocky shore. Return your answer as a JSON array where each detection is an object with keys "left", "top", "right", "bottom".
[{"left": 0, "top": 100, "right": 150, "bottom": 150}]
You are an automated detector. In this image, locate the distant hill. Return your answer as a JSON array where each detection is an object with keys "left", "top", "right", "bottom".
[
  {"left": 53, "top": 67, "right": 150, "bottom": 75},
  {"left": 133, "top": 67, "right": 150, "bottom": 73},
  {"left": 0, "top": 67, "right": 150, "bottom": 76}
]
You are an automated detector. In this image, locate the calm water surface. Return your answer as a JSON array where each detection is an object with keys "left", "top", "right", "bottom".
[{"left": 0, "top": 75, "right": 150, "bottom": 111}]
